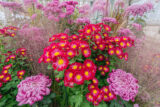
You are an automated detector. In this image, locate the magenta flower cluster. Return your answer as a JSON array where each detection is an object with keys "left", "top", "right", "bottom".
[
  {"left": 102, "top": 17, "right": 118, "bottom": 24},
  {"left": 107, "top": 69, "right": 139, "bottom": 101},
  {"left": 92, "top": 0, "right": 107, "bottom": 12},
  {"left": 125, "top": 2, "right": 153, "bottom": 16},
  {"left": 118, "top": 28, "right": 133, "bottom": 36},
  {"left": 43, "top": 0, "right": 78, "bottom": 22},
  {"left": 16, "top": 74, "right": 52, "bottom": 106},
  {"left": 76, "top": 17, "right": 90, "bottom": 24},
  {"left": 0, "top": 1, "right": 24, "bottom": 12}
]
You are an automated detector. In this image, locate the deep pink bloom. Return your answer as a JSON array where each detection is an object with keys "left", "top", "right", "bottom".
[
  {"left": 16, "top": 74, "right": 52, "bottom": 106},
  {"left": 107, "top": 69, "right": 139, "bottom": 101}
]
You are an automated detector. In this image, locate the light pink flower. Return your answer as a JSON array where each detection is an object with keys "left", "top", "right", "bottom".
[
  {"left": 118, "top": 28, "right": 134, "bottom": 36},
  {"left": 16, "top": 74, "right": 52, "bottom": 106},
  {"left": 107, "top": 69, "right": 139, "bottom": 101},
  {"left": 23, "top": 0, "right": 37, "bottom": 6},
  {"left": 132, "top": 23, "right": 142, "bottom": 31},
  {"left": 102, "top": 17, "right": 117, "bottom": 24},
  {"left": 125, "top": 2, "right": 153, "bottom": 16},
  {"left": 76, "top": 17, "right": 90, "bottom": 24},
  {"left": 31, "top": 14, "right": 37, "bottom": 20}
]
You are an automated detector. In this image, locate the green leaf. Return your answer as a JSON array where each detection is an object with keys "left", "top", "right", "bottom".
[
  {"left": 47, "top": 64, "right": 53, "bottom": 70},
  {"left": 69, "top": 94, "right": 83, "bottom": 107},
  {"left": 55, "top": 71, "right": 64, "bottom": 78},
  {"left": 80, "top": 101, "right": 91, "bottom": 107},
  {"left": 97, "top": 102, "right": 108, "bottom": 107},
  {"left": 50, "top": 93, "right": 56, "bottom": 98}
]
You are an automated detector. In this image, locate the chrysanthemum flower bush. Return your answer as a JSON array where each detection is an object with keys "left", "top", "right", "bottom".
[
  {"left": 0, "top": 26, "right": 30, "bottom": 106},
  {"left": 39, "top": 23, "right": 139, "bottom": 106}
]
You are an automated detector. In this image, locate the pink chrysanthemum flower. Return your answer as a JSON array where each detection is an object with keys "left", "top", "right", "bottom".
[
  {"left": 102, "top": 17, "right": 117, "bottom": 24},
  {"left": 16, "top": 74, "right": 52, "bottom": 106},
  {"left": 107, "top": 69, "right": 139, "bottom": 101},
  {"left": 132, "top": 23, "right": 142, "bottom": 31}
]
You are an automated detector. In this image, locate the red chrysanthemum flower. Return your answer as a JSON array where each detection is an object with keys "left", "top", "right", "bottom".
[
  {"left": 114, "top": 37, "right": 121, "bottom": 42},
  {"left": 123, "top": 53, "right": 128, "bottom": 61},
  {"left": 101, "top": 71, "right": 105, "bottom": 76},
  {"left": 50, "top": 43, "right": 57, "bottom": 50},
  {"left": 98, "top": 65, "right": 103, "bottom": 71},
  {"left": 3, "top": 64, "right": 12, "bottom": 70},
  {"left": 55, "top": 77, "right": 61, "bottom": 83},
  {"left": 108, "top": 49, "right": 115, "bottom": 55},
  {"left": 74, "top": 73, "right": 84, "bottom": 85},
  {"left": 50, "top": 48, "right": 63, "bottom": 58},
  {"left": 103, "top": 94, "right": 110, "bottom": 102},
  {"left": 49, "top": 35, "right": 57, "bottom": 42},
  {"left": 43, "top": 57, "right": 52, "bottom": 63},
  {"left": 3, "top": 74, "right": 11, "bottom": 83},
  {"left": 88, "top": 84, "right": 97, "bottom": 91},
  {"left": 126, "top": 41, "right": 132, "bottom": 47},
  {"left": 93, "top": 101, "right": 99, "bottom": 106},
  {"left": 69, "top": 41, "right": 79, "bottom": 50},
  {"left": 5, "top": 57, "right": 10, "bottom": 62},
  {"left": 9, "top": 55, "right": 16, "bottom": 59},
  {"left": 93, "top": 33, "right": 102, "bottom": 41},
  {"left": 71, "top": 34, "right": 78, "bottom": 40},
  {"left": 98, "top": 43, "right": 106, "bottom": 50},
  {"left": 84, "top": 27, "right": 92, "bottom": 35},
  {"left": 103, "top": 33, "right": 109, "bottom": 38},
  {"left": 79, "top": 41, "right": 89, "bottom": 49},
  {"left": 102, "top": 86, "right": 109, "bottom": 94},
  {"left": 17, "top": 70, "right": 25, "bottom": 76},
  {"left": 58, "top": 41, "right": 68, "bottom": 48},
  {"left": 38, "top": 55, "right": 44, "bottom": 63},
  {"left": 108, "top": 92, "right": 116, "bottom": 100},
  {"left": 82, "top": 48, "right": 91, "bottom": 58},
  {"left": 119, "top": 41, "right": 127, "bottom": 48},
  {"left": 97, "top": 93, "right": 104, "bottom": 102},
  {"left": 66, "top": 49, "right": 76, "bottom": 58},
  {"left": 92, "top": 78, "right": 99, "bottom": 86},
  {"left": 52, "top": 57, "right": 69, "bottom": 71},
  {"left": 103, "top": 65, "right": 110, "bottom": 73},
  {"left": 64, "top": 70, "right": 74, "bottom": 82},
  {"left": 122, "top": 36, "right": 129, "bottom": 41},
  {"left": 103, "top": 25, "right": 111, "bottom": 32},
  {"left": 59, "top": 33, "right": 68, "bottom": 40},
  {"left": 92, "top": 45, "right": 98, "bottom": 50},
  {"left": 115, "top": 48, "right": 123, "bottom": 56},
  {"left": 84, "top": 59, "right": 95, "bottom": 69},
  {"left": 108, "top": 44, "right": 114, "bottom": 49},
  {"left": 97, "top": 54, "right": 105, "bottom": 61},
  {"left": 83, "top": 69, "right": 93, "bottom": 80},
  {"left": 1, "top": 69, "right": 8, "bottom": 75},
  {"left": 0, "top": 74, "right": 5, "bottom": 80},
  {"left": 18, "top": 75, "right": 23, "bottom": 80},
  {"left": 86, "top": 93, "right": 94, "bottom": 102},
  {"left": 69, "top": 62, "right": 82, "bottom": 71},
  {"left": 64, "top": 79, "right": 74, "bottom": 88},
  {"left": 91, "top": 88, "right": 100, "bottom": 97}
]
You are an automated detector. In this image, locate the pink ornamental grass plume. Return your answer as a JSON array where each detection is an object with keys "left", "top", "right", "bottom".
[
  {"left": 0, "top": 1, "right": 24, "bottom": 12},
  {"left": 125, "top": 2, "right": 153, "bottom": 16},
  {"left": 132, "top": 23, "right": 142, "bottom": 31},
  {"left": 16, "top": 74, "right": 52, "bottom": 106},
  {"left": 92, "top": 0, "right": 107, "bottom": 12},
  {"left": 23, "top": 0, "right": 37, "bottom": 6},
  {"left": 107, "top": 69, "right": 139, "bottom": 101},
  {"left": 76, "top": 17, "right": 90, "bottom": 24},
  {"left": 102, "top": 17, "right": 118, "bottom": 24}
]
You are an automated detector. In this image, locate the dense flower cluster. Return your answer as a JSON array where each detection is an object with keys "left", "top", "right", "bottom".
[
  {"left": 107, "top": 69, "right": 139, "bottom": 101},
  {"left": 64, "top": 59, "right": 97, "bottom": 87},
  {"left": 86, "top": 85, "right": 116, "bottom": 106},
  {"left": 125, "top": 2, "right": 153, "bottom": 16},
  {"left": 43, "top": 0, "right": 78, "bottom": 22},
  {"left": 102, "top": 17, "right": 117, "bottom": 24},
  {"left": 40, "top": 23, "right": 136, "bottom": 105},
  {"left": 16, "top": 74, "right": 52, "bottom": 105},
  {"left": 23, "top": 0, "right": 37, "bottom": 6},
  {"left": 76, "top": 17, "right": 90, "bottom": 24},
  {"left": 0, "top": 26, "right": 18, "bottom": 37},
  {"left": 0, "top": 1, "right": 24, "bottom": 12}
]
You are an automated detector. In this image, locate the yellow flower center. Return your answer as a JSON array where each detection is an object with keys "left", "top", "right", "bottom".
[
  {"left": 105, "top": 88, "right": 108, "bottom": 92},
  {"left": 89, "top": 95, "right": 93, "bottom": 99},
  {"left": 58, "top": 59, "right": 64, "bottom": 65},
  {"left": 109, "top": 93, "right": 112, "bottom": 96},
  {"left": 93, "top": 90, "right": 97, "bottom": 94},
  {"left": 86, "top": 29, "right": 91, "bottom": 33},
  {"left": 68, "top": 52, "right": 73, "bottom": 56},
  {"left": 0, "top": 75, "right": 4, "bottom": 79},
  {"left": 104, "top": 95, "right": 108, "bottom": 98},
  {"left": 19, "top": 72, "right": 24, "bottom": 75},
  {"left": 4, "top": 70, "right": 8, "bottom": 73},
  {"left": 84, "top": 50, "right": 88, "bottom": 54},
  {"left": 6, "top": 77, "right": 10, "bottom": 81},
  {"left": 73, "top": 65, "right": 77, "bottom": 70},
  {"left": 106, "top": 27, "right": 109, "bottom": 31},
  {"left": 120, "top": 42, "right": 124, "bottom": 46},
  {"left": 85, "top": 71, "right": 89, "bottom": 76},
  {"left": 60, "top": 43, "right": 65, "bottom": 47},
  {"left": 69, "top": 73, "right": 73, "bottom": 78},
  {"left": 93, "top": 79, "right": 96, "bottom": 83},
  {"left": 76, "top": 75, "right": 81, "bottom": 80},
  {"left": 95, "top": 35, "right": 100, "bottom": 39},
  {"left": 86, "top": 63, "right": 91, "bottom": 67},
  {"left": 100, "top": 45, "right": 103, "bottom": 48},
  {"left": 54, "top": 52, "right": 60, "bottom": 56},
  {"left": 72, "top": 45, "right": 77, "bottom": 49},
  {"left": 61, "top": 36, "right": 66, "bottom": 39},
  {"left": 46, "top": 58, "right": 51, "bottom": 62},
  {"left": 81, "top": 45, "right": 85, "bottom": 48}
]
